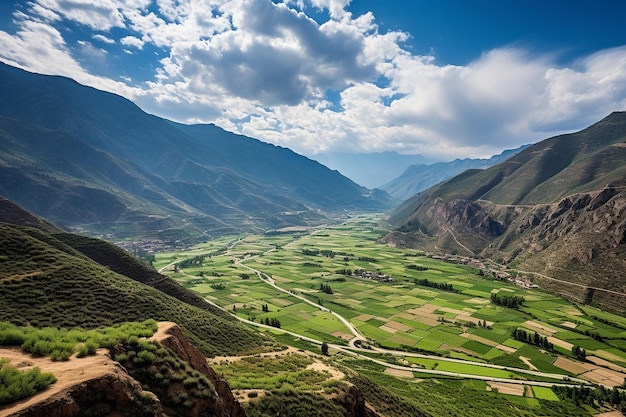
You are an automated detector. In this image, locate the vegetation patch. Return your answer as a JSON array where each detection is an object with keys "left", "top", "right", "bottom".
[
  {"left": 0, "top": 358, "right": 56, "bottom": 405},
  {"left": 0, "top": 320, "right": 158, "bottom": 361}
]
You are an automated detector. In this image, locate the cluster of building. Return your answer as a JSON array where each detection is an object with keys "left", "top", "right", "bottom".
[{"left": 353, "top": 269, "right": 394, "bottom": 282}]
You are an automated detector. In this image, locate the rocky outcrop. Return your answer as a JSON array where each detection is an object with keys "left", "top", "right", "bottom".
[
  {"left": 155, "top": 323, "right": 246, "bottom": 417},
  {"left": 333, "top": 384, "right": 380, "bottom": 417}
]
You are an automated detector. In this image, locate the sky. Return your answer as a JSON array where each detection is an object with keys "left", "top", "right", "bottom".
[{"left": 0, "top": 0, "right": 625, "bottom": 161}]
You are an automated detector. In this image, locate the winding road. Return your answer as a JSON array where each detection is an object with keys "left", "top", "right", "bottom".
[
  {"left": 164, "top": 234, "right": 609, "bottom": 388},
  {"left": 200, "top": 245, "right": 592, "bottom": 388}
]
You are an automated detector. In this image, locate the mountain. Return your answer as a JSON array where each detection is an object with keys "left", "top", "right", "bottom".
[
  {"left": 312, "top": 151, "right": 434, "bottom": 188},
  {"left": 382, "top": 112, "right": 626, "bottom": 312},
  {"left": 380, "top": 145, "right": 530, "bottom": 201},
  {"left": 0, "top": 198, "right": 268, "bottom": 357},
  {"left": 0, "top": 63, "right": 393, "bottom": 243}
]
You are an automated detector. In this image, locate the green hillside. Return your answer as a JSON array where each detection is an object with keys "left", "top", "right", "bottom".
[
  {"left": 0, "top": 62, "right": 393, "bottom": 243},
  {"left": 0, "top": 223, "right": 271, "bottom": 357},
  {"left": 428, "top": 112, "right": 626, "bottom": 205}
]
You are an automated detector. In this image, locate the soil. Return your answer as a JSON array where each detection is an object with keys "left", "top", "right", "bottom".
[{"left": 0, "top": 347, "right": 118, "bottom": 416}]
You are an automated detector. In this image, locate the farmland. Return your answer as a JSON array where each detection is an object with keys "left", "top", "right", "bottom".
[{"left": 156, "top": 215, "right": 626, "bottom": 414}]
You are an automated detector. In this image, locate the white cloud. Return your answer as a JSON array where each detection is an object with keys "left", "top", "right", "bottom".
[
  {"left": 0, "top": 0, "right": 625, "bottom": 161},
  {"left": 120, "top": 35, "right": 144, "bottom": 49},
  {"left": 0, "top": 8, "right": 142, "bottom": 105},
  {"left": 92, "top": 33, "right": 116, "bottom": 44},
  {"left": 34, "top": 0, "right": 126, "bottom": 30}
]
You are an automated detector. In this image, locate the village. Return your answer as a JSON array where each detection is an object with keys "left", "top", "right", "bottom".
[{"left": 352, "top": 269, "right": 395, "bottom": 283}]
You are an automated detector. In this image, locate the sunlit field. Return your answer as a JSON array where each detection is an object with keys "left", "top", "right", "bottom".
[{"left": 157, "top": 215, "right": 626, "bottom": 390}]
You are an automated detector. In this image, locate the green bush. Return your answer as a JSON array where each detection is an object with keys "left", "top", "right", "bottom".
[
  {"left": 0, "top": 359, "right": 57, "bottom": 405},
  {"left": 0, "top": 320, "right": 158, "bottom": 361}
]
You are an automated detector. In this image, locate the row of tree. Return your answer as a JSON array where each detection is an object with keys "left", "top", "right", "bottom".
[
  {"left": 511, "top": 329, "right": 554, "bottom": 350},
  {"left": 407, "top": 264, "right": 429, "bottom": 271},
  {"left": 413, "top": 278, "right": 456, "bottom": 292},
  {"left": 553, "top": 384, "right": 626, "bottom": 412},
  {"left": 490, "top": 293, "right": 525, "bottom": 309},
  {"left": 263, "top": 317, "right": 281, "bottom": 328},
  {"left": 320, "top": 283, "right": 334, "bottom": 294}
]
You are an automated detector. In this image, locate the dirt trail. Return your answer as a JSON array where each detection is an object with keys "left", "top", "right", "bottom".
[{"left": 0, "top": 347, "right": 118, "bottom": 416}]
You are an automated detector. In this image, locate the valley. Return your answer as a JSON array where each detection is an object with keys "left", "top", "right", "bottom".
[{"left": 156, "top": 215, "right": 626, "bottom": 416}]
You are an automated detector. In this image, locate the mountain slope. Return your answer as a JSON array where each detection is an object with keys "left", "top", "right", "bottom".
[
  {"left": 0, "top": 200, "right": 270, "bottom": 357},
  {"left": 383, "top": 112, "right": 626, "bottom": 312},
  {"left": 380, "top": 145, "right": 529, "bottom": 201},
  {"left": 0, "top": 63, "right": 393, "bottom": 242}
]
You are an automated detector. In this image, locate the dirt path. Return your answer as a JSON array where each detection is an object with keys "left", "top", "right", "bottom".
[{"left": 0, "top": 347, "right": 118, "bottom": 416}]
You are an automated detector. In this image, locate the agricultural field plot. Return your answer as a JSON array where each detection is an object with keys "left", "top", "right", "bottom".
[{"left": 156, "top": 216, "right": 626, "bottom": 389}]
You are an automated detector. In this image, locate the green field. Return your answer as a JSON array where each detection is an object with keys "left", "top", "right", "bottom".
[{"left": 156, "top": 215, "right": 626, "bottom": 413}]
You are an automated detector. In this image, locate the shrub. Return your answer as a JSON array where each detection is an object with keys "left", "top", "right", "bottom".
[
  {"left": 76, "top": 341, "right": 99, "bottom": 358},
  {"left": 0, "top": 359, "right": 57, "bottom": 405}
]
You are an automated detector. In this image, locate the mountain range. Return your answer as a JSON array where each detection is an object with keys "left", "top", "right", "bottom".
[
  {"left": 0, "top": 63, "right": 393, "bottom": 244},
  {"left": 383, "top": 112, "right": 626, "bottom": 312},
  {"left": 312, "top": 151, "right": 434, "bottom": 189},
  {"left": 379, "top": 145, "right": 530, "bottom": 200}
]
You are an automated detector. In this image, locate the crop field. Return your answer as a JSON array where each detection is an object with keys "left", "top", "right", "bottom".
[{"left": 156, "top": 215, "right": 626, "bottom": 399}]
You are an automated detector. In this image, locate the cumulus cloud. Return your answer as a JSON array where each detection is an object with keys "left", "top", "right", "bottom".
[
  {"left": 0, "top": 5, "right": 142, "bottom": 104},
  {"left": 0, "top": 0, "right": 625, "bottom": 160},
  {"left": 120, "top": 35, "right": 144, "bottom": 49}
]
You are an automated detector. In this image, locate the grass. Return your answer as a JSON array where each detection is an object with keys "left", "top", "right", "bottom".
[
  {"left": 213, "top": 353, "right": 332, "bottom": 392},
  {"left": 212, "top": 352, "right": 351, "bottom": 417},
  {"left": 0, "top": 319, "right": 158, "bottom": 361}
]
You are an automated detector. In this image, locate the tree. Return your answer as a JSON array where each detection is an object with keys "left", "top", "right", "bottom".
[
  {"left": 320, "top": 283, "right": 333, "bottom": 294},
  {"left": 321, "top": 342, "right": 329, "bottom": 356},
  {"left": 572, "top": 345, "right": 587, "bottom": 360}
]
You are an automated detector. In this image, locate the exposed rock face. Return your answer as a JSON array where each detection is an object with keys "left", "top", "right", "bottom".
[
  {"left": 333, "top": 384, "right": 380, "bottom": 417},
  {"left": 383, "top": 188, "right": 626, "bottom": 312},
  {"left": 4, "top": 362, "right": 161, "bottom": 417},
  {"left": 155, "top": 323, "right": 246, "bottom": 417}
]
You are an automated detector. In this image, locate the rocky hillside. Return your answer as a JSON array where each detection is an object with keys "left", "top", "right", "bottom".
[{"left": 383, "top": 112, "right": 626, "bottom": 312}]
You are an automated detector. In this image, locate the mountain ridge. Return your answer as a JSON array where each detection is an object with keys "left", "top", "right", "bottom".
[
  {"left": 383, "top": 112, "right": 626, "bottom": 312},
  {"left": 379, "top": 145, "right": 530, "bottom": 200},
  {"left": 0, "top": 62, "right": 393, "bottom": 244}
]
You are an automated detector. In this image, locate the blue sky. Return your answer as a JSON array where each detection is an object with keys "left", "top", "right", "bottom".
[{"left": 0, "top": 0, "right": 625, "bottom": 160}]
